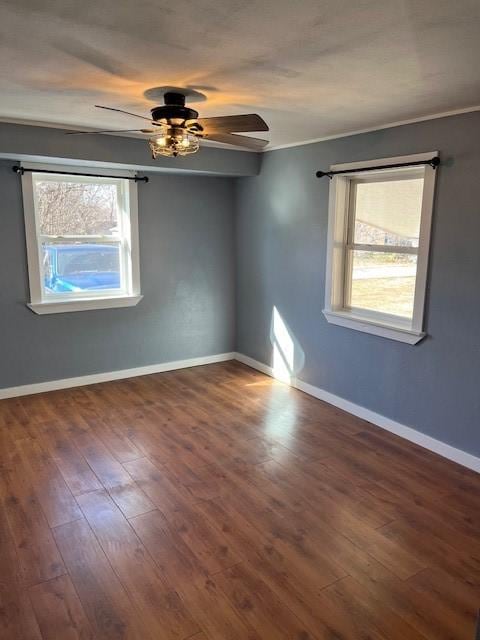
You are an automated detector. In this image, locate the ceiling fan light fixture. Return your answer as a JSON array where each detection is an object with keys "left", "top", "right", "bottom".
[
  {"left": 148, "top": 126, "right": 199, "bottom": 158},
  {"left": 80, "top": 93, "right": 268, "bottom": 157}
]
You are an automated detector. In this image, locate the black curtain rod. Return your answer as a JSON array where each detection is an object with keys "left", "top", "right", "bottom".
[
  {"left": 12, "top": 165, "right": 149, "bottom": 182},
  {"left": 316, "top": 156, "right": 440, "bottom": 179}
]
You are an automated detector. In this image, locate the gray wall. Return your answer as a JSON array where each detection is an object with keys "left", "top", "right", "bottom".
[
  {"left": 0, "top": 160, "right": 236, "bottom": 387},
  {"left": 235, "top": 111, "right": 480, "bottom": 457},
  {"left": 2, "top": 112, "right": 479, "bottom": 459}
]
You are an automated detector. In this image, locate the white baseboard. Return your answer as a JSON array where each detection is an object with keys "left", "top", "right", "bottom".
[
  {"left": 2, "top": 349, "right": 478, "bottom": 474},
  {"left": 234, "top": 352, "right": 480, "bottom": 474},
  {"left": 0, "top": 352, "right": 236, "bottom": 400}
]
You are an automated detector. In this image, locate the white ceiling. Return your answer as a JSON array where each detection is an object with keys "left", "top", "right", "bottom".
[{"left": 1, "top": 0, "right": 480, "bottom": 149}]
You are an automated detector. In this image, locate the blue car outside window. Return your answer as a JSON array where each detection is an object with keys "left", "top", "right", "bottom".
[{"left": 44, "top": 244, "right": 121, "bottom": 293}]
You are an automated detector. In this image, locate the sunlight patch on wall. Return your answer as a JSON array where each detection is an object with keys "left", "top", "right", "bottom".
[
  {"left": 271, "top": 307, "right": 294, "bottom": 383},
  {"left": 270, "top": 306, "right": 305, "bottom": 384}
]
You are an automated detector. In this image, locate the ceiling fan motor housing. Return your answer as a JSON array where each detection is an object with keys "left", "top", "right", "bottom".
[{"left": 150, "top": 92, "right": 199, "bottom": 124}]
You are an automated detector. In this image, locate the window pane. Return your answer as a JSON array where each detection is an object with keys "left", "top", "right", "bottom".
[
  {"left": 42, "top": 242, "right": 122, "bottom": 294},
  {"left": 353, "top": 178, "right": 424, "bottom": 247},
  {"left": 34, "top": 177, "right": 119, "bottom": 236},
  {"left": 349, "top": 250, "right": 417, "bottom": 319}
]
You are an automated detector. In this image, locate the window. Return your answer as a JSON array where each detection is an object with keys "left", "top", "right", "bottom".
[
  {"left": 323, "top": 152, "right": 437, "bottom": 344},
  {"left": 21, "top": 163, "right": 142, "bottom": 314}
]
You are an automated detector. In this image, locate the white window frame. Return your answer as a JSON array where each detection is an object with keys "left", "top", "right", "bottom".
[
  {"left": 323, "top": 152, "right": 438, "bottom": 344},
  {"left": 21, "top": 162, "right": 142, "bottom": 314}
]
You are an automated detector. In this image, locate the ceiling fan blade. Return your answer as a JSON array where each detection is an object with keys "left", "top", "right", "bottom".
[
  {"left": 95, "top": 105, "right": 154, "bottom": 122},
  {"left": 204, "top": 132, "right": 269, "bottom": 150},
  {"left": 66, "top": 128, "right": 155, "bottom": 135},
  {"left": 195, "top": 114, "right": 269, "bottom": 133}
]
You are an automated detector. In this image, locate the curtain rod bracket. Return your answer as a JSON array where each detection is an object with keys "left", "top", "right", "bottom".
[
  {"left": 12, "top": 165, "right": 149, "bottom": 182},
  {"left": 316, "top": 156, "right": 440, "bottom": 179}
]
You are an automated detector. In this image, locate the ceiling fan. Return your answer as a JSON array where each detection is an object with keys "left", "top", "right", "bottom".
[{"left": 68, "top": 89, "right": 269, "bottom": 158}]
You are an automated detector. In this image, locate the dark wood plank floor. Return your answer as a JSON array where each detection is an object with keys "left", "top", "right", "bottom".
[{"left": 1, "top": 360, "right": 479, "bottom": 639}]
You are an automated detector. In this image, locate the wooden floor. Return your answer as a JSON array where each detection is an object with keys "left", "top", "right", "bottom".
[{"left": 0, "top": 361, "right": 479, "bottom": 640}]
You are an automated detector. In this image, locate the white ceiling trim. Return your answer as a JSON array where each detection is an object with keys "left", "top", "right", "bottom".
[
  {"left": 266, "top": 104, "right": 480, "bottom": 152},
  {"left": 1, "top": 104, "right": 479, "bottom": 155}
]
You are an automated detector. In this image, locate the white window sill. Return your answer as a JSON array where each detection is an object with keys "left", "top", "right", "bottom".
[
  {"left": 27, "top": 294, "right": 143, "bottom": 315},
  {"left": 323, "top": 309, "right": 425, "bottom": 345}
]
